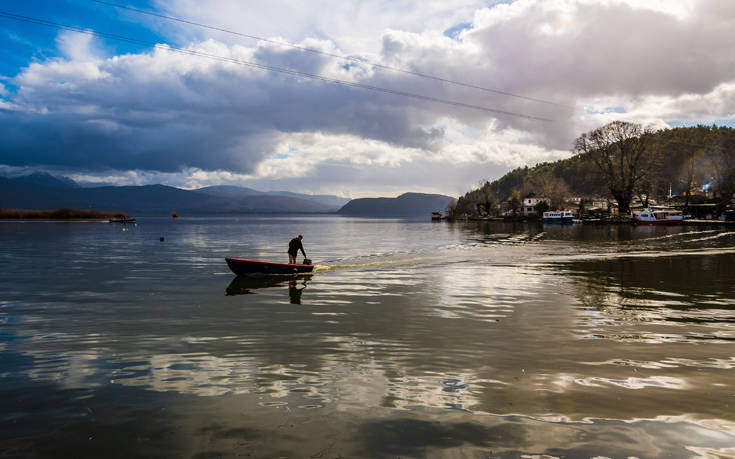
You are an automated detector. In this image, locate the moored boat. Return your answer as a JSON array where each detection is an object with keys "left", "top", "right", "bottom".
[
  {"left": 543, "top": 210, "right": 574, "bottom": 224},
  {"left": 225, "top": 258, "right": 314, "bottom": 275},
  {"left": 633, "top": 208, "right": 683, "bottom": 225},
  {"left": 109, "top": 217, "right": 136, "bottom": 223}
]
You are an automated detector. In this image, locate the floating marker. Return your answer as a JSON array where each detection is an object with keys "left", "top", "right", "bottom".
[{"left": 160, "top": 236, "right": 165, "bottom": 241}]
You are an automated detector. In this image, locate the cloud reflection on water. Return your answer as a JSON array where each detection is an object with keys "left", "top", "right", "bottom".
[{"left": 3, "top": 218, "right": 735, "bottom": 455}]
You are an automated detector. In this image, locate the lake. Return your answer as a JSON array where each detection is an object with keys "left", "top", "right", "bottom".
[{"left": 1, "top": 216, "right": 735, "bottom": 457}]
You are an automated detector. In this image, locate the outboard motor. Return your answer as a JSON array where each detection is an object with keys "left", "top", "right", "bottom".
[{"left": 303, "top": 258, "right": 312, "bottom": 265}]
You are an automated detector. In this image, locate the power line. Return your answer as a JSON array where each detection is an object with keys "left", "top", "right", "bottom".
[
  {"left": 0, "top": 11, "right": 553, "bottom": 121},
  {"left": 90, "top": 0, "right": 573, "bottom": 109}
]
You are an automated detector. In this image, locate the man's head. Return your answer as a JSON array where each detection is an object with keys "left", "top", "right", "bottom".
[{"left": 298, "top": 235, "right": 303, "bottom": 240}]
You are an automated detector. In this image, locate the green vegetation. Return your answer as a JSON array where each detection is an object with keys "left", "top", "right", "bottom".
[
  {"left": 453, "top": 123, "right": 735, "bottom": 218},
  {"left": 0, "top": 208, "right": 126, "bottom": 220}
]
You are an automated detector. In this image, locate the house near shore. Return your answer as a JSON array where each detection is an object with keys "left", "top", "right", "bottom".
[{"left": 521, "top": 193, "right": 549, "bottom": 216}]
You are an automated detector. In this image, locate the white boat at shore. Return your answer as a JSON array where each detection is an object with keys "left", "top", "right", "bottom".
[
  {"left": 543, "top": 210, "right": 574, "bottom": 224},
  {"left": 633, "top": 208, "right": 683, "bottom": 225}
]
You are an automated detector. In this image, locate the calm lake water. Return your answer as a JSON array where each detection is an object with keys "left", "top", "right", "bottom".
[{"left": 2, "top": 216, "right": 735, "bottom": 458}]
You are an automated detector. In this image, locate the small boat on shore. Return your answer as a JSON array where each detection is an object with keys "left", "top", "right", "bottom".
[
  {"left": 543, "top": 210, "right": 574, "bottom": 224},
  {"left": 225, "top": 258, "right": 314, "bottom": 275},
  {"left": 633, "top": 208, "right": 683, "bottom": 225}
]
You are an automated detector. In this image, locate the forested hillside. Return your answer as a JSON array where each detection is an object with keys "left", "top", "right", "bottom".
[{"left": 454, "top": 124, "right": 735, "bottom": 216}]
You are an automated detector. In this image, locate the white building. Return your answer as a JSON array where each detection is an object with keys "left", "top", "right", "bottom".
[{"left": 522, "top": 193, "right": 548, "bottom": 216}]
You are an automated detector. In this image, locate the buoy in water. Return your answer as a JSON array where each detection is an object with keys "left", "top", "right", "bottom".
[{"left": 160, "top": 236, "right": 165, "bottom": 241}]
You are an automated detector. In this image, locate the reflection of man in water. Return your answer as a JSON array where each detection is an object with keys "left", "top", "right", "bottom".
[
  {"left": 289, "top": 279, "right": 306, "bottom": 304},
  {"left": 288, "top": 235, "right": 306, "bottom": 264}
]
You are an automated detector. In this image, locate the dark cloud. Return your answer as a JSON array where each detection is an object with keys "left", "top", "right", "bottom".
[{"left": 1, "top": 39, "right": 448, "bottom": 174}]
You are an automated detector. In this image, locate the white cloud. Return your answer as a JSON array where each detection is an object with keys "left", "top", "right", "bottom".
[{"left": 55, "top": 30, "right": 102, "bottom": 61}]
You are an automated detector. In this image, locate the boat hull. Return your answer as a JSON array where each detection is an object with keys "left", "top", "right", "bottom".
[
  {"left": 543, "top": 217, "right": 574, "bottom": 224},
  {"left": 635, "top": 218, "right": 683, "bottom": 225},
  {"left": 225, "top": 258, "right": 314, "bottom": 275}
]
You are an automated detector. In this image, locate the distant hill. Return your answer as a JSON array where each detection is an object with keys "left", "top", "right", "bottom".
[
  {"left": 338, "top": 192, "right": 456, "bottom": 217},
  {"left": 196, "top": 185, "right": 349, "bottom": 211},
  {"left": 11, "top": 172, "right": 80, "bottom": 189},
  {"left": 195, "top": 185, "right": 262, "bottom": 198},
  {"left": 0, "top": 178, "right": 335, "bottom": 214},
  {"left": 268, "top": 190, "right": 350, "bottom": 210}
]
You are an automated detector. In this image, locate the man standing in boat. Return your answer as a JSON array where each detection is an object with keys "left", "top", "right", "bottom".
[{"left": 288, "top": 235, "right": 307, "bottom": 264}]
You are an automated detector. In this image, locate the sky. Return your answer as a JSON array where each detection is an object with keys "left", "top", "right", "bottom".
[{"left": 1, "top": 0, "right": 734, "bottom": 197}]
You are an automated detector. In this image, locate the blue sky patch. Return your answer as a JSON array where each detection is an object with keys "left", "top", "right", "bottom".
[
  {"left": 585, "top": 106, "right": 627, "bottom": 115},
  {"left": 443, "top": 22, "right": 473, "bottom": 40},
  {"left": 0, "top": 0, "right": 169, "bottom": 80}
]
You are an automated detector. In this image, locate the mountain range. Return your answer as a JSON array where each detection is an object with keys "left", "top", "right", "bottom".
[
  {"left": 195, "top": 185, "right": 349, "bottom": 209},
  {"left": 0, "top": 173, "right": 455, "bottom": 217},
  {"left": 0, "top": 174, "right": 344, "bottom": 214}
]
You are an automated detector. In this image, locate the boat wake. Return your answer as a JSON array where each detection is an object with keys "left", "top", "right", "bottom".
[
  {"left": 308, "top": 229, "right": 735, "bottom": 273},
  {"left": 682, "top": 231, "right": 735, "bottom": 244},
  {"left": 634, "top": 229, "right": 721, "bottom": 242},
  {"left": 314, "top": 255, "right": 439, "bottom": 272},
  {"left": 534, "top": 246, "right": 735, "bottom": 264}
]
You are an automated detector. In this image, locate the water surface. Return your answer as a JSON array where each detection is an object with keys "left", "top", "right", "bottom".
[{"left": 1, "top": 216, "right": 735, "bottom": 457}]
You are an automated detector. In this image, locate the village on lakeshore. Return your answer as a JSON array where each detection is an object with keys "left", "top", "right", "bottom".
[{"left": 434, "top": 122, "right": 735, "bottom": 225}]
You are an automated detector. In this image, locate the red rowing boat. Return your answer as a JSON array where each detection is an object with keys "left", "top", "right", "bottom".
[{"left": 225, "top": 258, "right": 314, "bottom": 275}]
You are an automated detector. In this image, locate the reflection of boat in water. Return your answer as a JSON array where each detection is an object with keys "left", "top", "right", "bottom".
[
  {"left": 225, "top": 258, "right": 314, "bottom": 275},
  {"left": 226, "top": 275, "right": 312, "bottom": 304},
  {"left": 543, "top": 211, "right": 574, "bottom": 224},
  {"left": 633, "top": 208, "right": 683, "bottom": 225}
]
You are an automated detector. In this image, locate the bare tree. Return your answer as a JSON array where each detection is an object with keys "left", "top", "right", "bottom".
[
  {"left": 530, "top": 171, "right": 570, "bottom": 210},
  {"left": 574, "top": 121, "right": 654, "bottom": 214}
]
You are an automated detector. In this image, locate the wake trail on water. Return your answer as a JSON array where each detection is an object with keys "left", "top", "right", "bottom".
[
  {"left": 312, "top": 236, "right": 548, "bottom": 273},
  {"left": 633, "top": 229, "right": 720, "bottom": 243},
  {"left": 313, "top": 255, "right": 440, "bottom": 272},
  {"left": 682, "top": 231, "right": 735, "bottom": 243},
  {"left": 534, "top": 246, "right": 735, "bottom": 263},
  {"left": 310, "top": 229, "right": 735, "bottom": 273}
]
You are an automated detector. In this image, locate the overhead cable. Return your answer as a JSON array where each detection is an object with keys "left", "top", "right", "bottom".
[
  {"left": 0, "top": 11, "right": 552, "bottom": 121},
  {"left": 90, "top": 0, "right": 572, "bottom": 109}
]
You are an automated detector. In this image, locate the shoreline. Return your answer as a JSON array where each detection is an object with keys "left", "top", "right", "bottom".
[
  {"left": 0, "top": 208, "right": 126, "bottom": 220},
  {"left": 440, "top": 216, "right": 735, "bottom": 225}
]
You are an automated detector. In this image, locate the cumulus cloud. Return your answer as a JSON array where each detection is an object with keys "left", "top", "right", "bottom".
[
  {"left": 1, "top": 0, "right": 734, "bottom": 195},
  {"left": 55, "top": 30, "right": 102, "bottom": 61}
]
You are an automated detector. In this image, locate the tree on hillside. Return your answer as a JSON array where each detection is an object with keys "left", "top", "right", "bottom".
[
  {"left": 664, "top": 125, "right": 711, "bottom": 207},
  {"left": 574, "top": 121, "right": 655, "bottom": 214},
  {"left": 707, "top": 127, "right": 735, "bottom": 209},
  {"left": 529, "top": 170, "right": 570, "bottom": 210},
  {"left": 534, "top": 200, "right": 550, "bottom": 216},
  {"left": 454, "top": 180, "right": 498, "bottom": 216},
  {"left": 508, "top": 189, "right": 521, "bottom": 215},
  {"left": 477, "top": 180, "right": 498, "bottom": 216}
]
